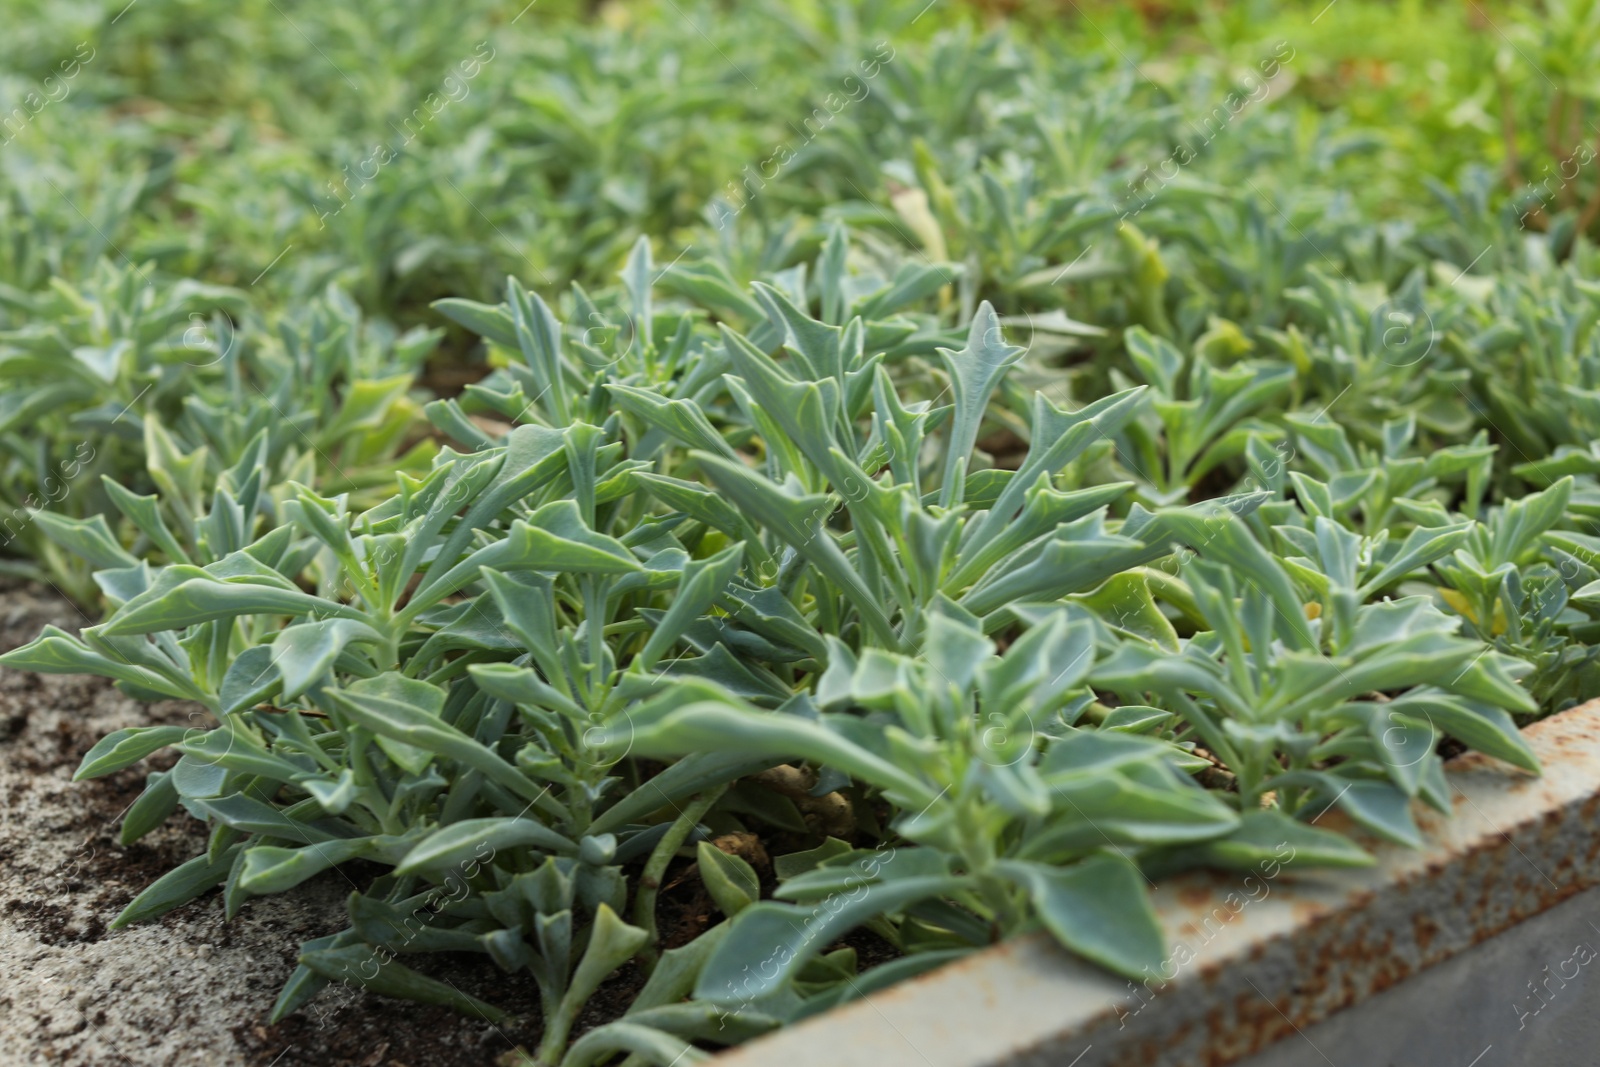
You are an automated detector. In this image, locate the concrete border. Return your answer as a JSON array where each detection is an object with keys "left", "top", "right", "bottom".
[
  {"left": 1232, "top": 879, "right": 1600, "bottom": 1067},
  {"left": 711, "top": 700, "right": 1600, "bottom": 1067}
]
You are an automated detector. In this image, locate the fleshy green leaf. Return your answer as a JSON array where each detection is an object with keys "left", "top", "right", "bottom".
[
  {"left": 396, "top": 817, "right": 575, "bottom": 875},
  {"left": 1001, "top": 855, "right": 1165, "bottom": 979},
  {"left": 75, "top": 725, "right": 190, "bottom": 780},
  {"left": 696, "top": 841, "right": 760, "bottom": 917}
]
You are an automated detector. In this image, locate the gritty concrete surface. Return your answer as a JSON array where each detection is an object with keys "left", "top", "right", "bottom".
[{"left": 0, "top": 581, "right": 541, "bottom": 1066}]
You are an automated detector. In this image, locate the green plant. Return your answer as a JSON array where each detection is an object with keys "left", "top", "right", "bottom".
[
  {"left": 11, "top": 3, "right": 1600, "bottom": 1062},
  {"left": 0, "top": 263, "right": 437, "bottom": 599},
  {"left": 0, "top": 247, "right": 1555, "bottom": 1062}
]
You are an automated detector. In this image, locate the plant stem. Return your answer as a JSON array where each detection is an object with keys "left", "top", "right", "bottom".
[{"left": 632, "top": 784, "right": 728, "bottom": 969}]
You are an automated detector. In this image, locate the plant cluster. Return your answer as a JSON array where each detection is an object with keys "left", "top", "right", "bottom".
[
  {"left": 3, "top": 1, "right": 1600, "bottom": 1064},
  {"left": 0, "top": 240, "right": 1554, "bottom": 1061}
]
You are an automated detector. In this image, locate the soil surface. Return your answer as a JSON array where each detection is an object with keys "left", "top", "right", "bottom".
[{"left": 0, "top": 582, "right": 538, "bottom": 1066}]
